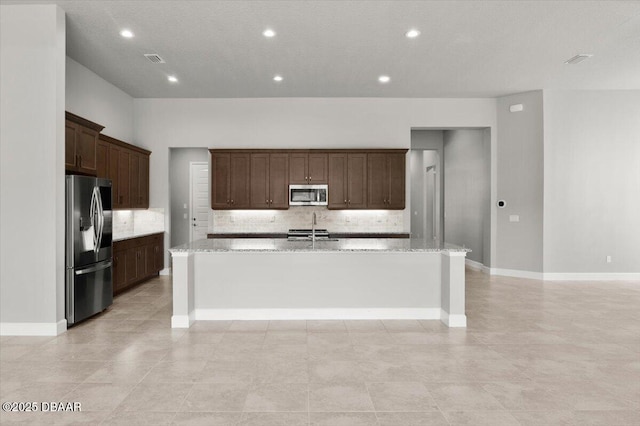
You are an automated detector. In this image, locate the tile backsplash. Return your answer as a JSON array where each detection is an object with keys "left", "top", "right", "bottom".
[
  {"left": 210, "top": 207, "right": 404, "bottom": 233},
  {"left": 113, "top": 208, "right": 165, "bottom": 239}
]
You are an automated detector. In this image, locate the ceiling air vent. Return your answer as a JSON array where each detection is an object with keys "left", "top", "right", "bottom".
[
  {"left": 144, "top": 54, "right": 165, "bottom": 64},
  {"left": 564, "top": 54, "right": 593, "bottom": 65}
]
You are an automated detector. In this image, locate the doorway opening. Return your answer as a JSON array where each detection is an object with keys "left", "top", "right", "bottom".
[
  {"left": 410, "top": 129, "right": 491, "bottom": 269},
  {"left": 169, "top": 148, "right": 209, "bottom": 247}
]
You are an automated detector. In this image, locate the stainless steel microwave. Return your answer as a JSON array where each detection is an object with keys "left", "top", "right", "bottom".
[{"left": 289, "top": 184, "right": 328, "bottom": 206}]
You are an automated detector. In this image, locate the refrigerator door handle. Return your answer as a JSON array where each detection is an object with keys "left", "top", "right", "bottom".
[
  {"left": 95, "top": 186, "right": 104, "bottom": 253},
  {"left": 75, "top": 261, "right": 112, "bottom": 276}
]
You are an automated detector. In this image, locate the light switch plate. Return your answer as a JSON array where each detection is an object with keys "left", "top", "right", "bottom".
[{"left": 509, "top": 215, "right": 520, "bottom": 222}]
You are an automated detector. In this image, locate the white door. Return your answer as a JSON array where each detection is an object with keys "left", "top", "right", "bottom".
[{"left": 190, "top": 162, "right": 209, "bottom": 242}]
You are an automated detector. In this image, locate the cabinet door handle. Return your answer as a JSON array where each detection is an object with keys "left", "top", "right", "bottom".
[
  {"left": 266, "top": 200, "right": 269, "bottom": 204},
  {"left": 344, "top": 199, "right": 347, "bottom": 204},
  {"left": 226, "top": 199, "right": 230, "bottom": 204},
  {"left": 270, "top": 200, "right": 273, "bottom": 203},
  {"left": 231, "top": 200, "right": 234, "bottom": 205}
]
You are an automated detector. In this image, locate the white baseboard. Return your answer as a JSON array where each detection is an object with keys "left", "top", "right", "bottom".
[
  {"left": 490, "top": 268, "right": 544, "bottom": 280},
  {"left": 159, "top": 268, "right": 171, "bottom": 276},
  {"left": 542, "top": 272, "right": 640, "bottom": 281},
  {"left": 490, "top": 268, "right": 639, "bottom": 281},
  {"left": 440, "top": 311, "right": 467, "bottom": 327},
  {"left": 171, "top": 312, "right": 195, "bottom": 328},
  {"left": 0, "top": 319, "right": 67, "bottom": 336},
  {"left": 195, "top": 308, "right": 442, "bottom": 321},
  {"left": 465, "top": 259, "right": 484, "bottom": 271}
]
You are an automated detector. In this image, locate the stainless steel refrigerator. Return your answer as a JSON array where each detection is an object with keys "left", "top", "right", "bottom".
[{"left": 65, "top": 175, "right": 113, "bottom": 326}]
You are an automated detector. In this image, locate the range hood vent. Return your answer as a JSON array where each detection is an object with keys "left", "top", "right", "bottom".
[{"left": 144, "top": 54, "right": 165, "bottom": 64}]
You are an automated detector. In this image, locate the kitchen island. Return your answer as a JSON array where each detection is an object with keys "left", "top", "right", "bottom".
[{"left": 169, "top": 238, "right": 469, "bottom": 328}]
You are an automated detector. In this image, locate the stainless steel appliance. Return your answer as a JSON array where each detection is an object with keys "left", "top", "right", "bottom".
[
  {"left": 287, "top": 228, "right": 330, "bottom": 240},
  {"left": 65, "top": 175, "right": 113, "bottom": 326},
  {"left": 289, "top": 184, "right": 328, "bottom": 206}
]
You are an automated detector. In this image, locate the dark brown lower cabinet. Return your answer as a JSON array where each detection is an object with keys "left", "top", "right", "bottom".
[{"left": 113, "top": 233, "right": 164, "bottom": 296}]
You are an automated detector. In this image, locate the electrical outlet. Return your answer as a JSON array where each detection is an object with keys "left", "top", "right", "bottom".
[
  {"left": 183, "top": 203, "right": 187, "bottom": 209},
  {"left": 509, "top": 215, "right": 520, "bottom": 222},
  {"left": 606, "top": 256, "right": 612, "bottom": 263}
]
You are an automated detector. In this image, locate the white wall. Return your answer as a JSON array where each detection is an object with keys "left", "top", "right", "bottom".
[
  {"left": 496, "top": 91, "right": 544, "bottom": 272},
  {"left": 443, "top": 130, "right": 489, "bottom": 264},
  {"left": 66, "top": 57, "right": 134, "bottom": 141},
  {"left": 0, "top": 5, "right": 66, "bottom": 334},
  {"left": 543, "top": 90, "right": 640, "bottom": 273},
  {"left": 134, "top": 98, "right": 497, "bottom": 263}
]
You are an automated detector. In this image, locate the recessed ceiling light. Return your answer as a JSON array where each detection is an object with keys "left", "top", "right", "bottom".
[
  {"left": 263, "top": 29, "right": 276, "bottom": 38},
  {"left": 564, "top": 54, "right": 593, "bottom": 65},
  {"left": 120, "top": 29, "right": 134, "bottom": 38},
  {"left": 273, "top": 75, "right": 283, "bottom": 82},
  {"left": 405, "top": 29, "right": 420, "bottom": 39},
  {"left": 378, "top": 75, "right": 391, "bottom": 84},
  {"left": 167, "top": 75, "right": 178, "bottom": 83}
]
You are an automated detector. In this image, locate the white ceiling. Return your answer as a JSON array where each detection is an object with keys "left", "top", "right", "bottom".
[{"left": 4, "top": 0, "right": 640, "bottom": 98}]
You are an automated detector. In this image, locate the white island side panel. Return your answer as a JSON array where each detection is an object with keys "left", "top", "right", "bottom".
[{"left": 193, "top": 251, "right": 441, "bottom": 311}]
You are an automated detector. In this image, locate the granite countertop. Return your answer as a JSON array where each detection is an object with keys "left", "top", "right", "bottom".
[
  {"left": 169, "top": 238, "right": 470, "bottom": 253},
  {"left": 207, "top": 232, "right": 411, "bottom": 239},
  {"left": 113, "top": 230, "right": 164, "bottom": 242}
]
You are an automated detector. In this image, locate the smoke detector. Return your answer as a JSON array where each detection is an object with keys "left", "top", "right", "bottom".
[{"left": 144, "top": 54, "right": 165, "bottom": 64}]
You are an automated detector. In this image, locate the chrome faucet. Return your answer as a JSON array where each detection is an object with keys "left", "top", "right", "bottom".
[{"left": 311, "top": 212, "right": 317, "bottom": 248}]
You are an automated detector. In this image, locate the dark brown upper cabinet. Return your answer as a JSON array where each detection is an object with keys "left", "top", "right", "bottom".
[
  {"left": 250, "top": 153, "right": 289, "bottom": 209},
  {"left": 65, "top": 112, "right": 104, "bottom": 176},
  {"left": 328, "top": 153, "right": 367, "bottom": 209},
  {"left": 367, "top": 153, "right": 406, "bottom": 209},
  {"left": 100, "top": 134, "right": 151, "bottom": 210},
  {"left": 210, "top": 149, "right": 405, "bottom": 211},
  {"left": 211, "top": 152, "right": 251, "bottom": 209},
  {"left": 289, "top": 153, "right": 327, "bottom": 184}
]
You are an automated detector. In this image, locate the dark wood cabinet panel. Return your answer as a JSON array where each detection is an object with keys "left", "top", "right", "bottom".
[
  {"left": 250, "top": 153, "right": 270, "bottom": 208},
  {"left": 211, "top": 153, "right": 231, "bottom": 209},
  {"left": 124, "top": 247, "right": 138, "bottom": 285},
  {"left": 117, "top": 148, "right": 131, "bottom": 208},
  {"left": 308, "top": 154, "right": 328, "bottom": 183},
  {"left": 65, "top": 121, "right": 77, "bottom": 170},
  {"left": 347, "top": 153, "right": 367, "bottom": 209},
  {"left": 113, "top": 233, "right": 164, "bottom": 296},
  {"left": 328, "top": 153, "right": 367, "bottom": 209},
  {"left": 251, "top": 153, "right": 289, "bottom": 208},
  {"left": 76, "top": 127, "right": 99, "bottom": 174},
  {"left": 130, "top": 152, "right": 140, "bottom": 208},
  {"left": 289, "top": 153, "right": 327, "bottom": 184},
  {"left": 65, "top": 112, "right": 104, "bottom": 175},
  {"left": 367, "top": 153, "right": 405, "bottom": 209},
  {"left": 328, "top": 153, "right": 348, "bottom": 209},
  {"left": 387, "top": 153, "right": 406, "bottom": 209},
  {"left": 289, "top": 153, "right": 308, "bottom": 185},
  {"left": 96, "top": 138, "right": 109, "bottom": 179},
  {"left": 112, "top": 250, "right": 127, "bottom": 292},
  {"left": 211, "top": 149, "right": 404, "bottom": 211},
  {"left": 367, "top": 153, "right": 387, "bottom": 209},
  {"left": 139, "top": 154, "right": 149, "bottom": 208},
  {"left": 230, "top": 153, "right": 251, "bottom": 208},
  {"left": 269, "top": 153, "right": 289, "bottom": 208},
  {"left": 211, "top": 152, "right": 250, "bottom": 209},
  {"left": 101, "top": 134, "right": 151, "bottom": 210}
]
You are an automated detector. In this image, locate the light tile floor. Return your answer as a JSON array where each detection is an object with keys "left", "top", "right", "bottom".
[{"left": 1, "top": 269, "right": 639, "bottom": 425}]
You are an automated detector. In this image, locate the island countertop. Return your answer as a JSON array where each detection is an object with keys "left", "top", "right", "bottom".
[{"left": 169, "top": 238, "right": 470, "bottom": 253}]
